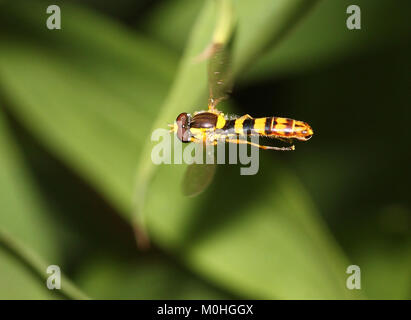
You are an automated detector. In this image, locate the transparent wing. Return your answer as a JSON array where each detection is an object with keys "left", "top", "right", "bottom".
[
  {"left": 208, "top": 43, "right": 233, "bottom": 109},
  {"left": 182, "top": 163, "right": 217, "bottom": 197}
]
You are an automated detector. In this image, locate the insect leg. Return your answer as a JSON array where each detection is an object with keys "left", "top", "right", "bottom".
[
  {"left": 225, "top": 138, "right": 295, "bottom": 151},
  {"left": 190, "top": 137, "right": 219, "bottom": 147}
]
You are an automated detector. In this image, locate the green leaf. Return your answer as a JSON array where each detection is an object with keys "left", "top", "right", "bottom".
[
  {"left": 0, "top": 229, "right": 90, "bottom": 300},
  {"left": 0, "top": 0, "right": 362, "bottom": 299},
  {"left": 246, "top": 0, "right": 411, "bottom": 81},
  {"left": 133, "top": 0, "right": 319, "bottom": 235},
  {"left": 144, "top": 156, "right": 363, "bottom": 299},
  {"left": 134, "top": 0, "right": 358, "bottom": 298},
  {"left": 0, "top": 0, "right": 177, "bottom": 215},
  {"left": 142, "top": 0, "right": 411, "bottom": 83},
  {"left": 75, "top": 253, "right": 230, "bottom": 299},
  {"left": 141, "top": 0, "right": 204, "bottom": 52},
  {"left": 0, "top": 111, "right": 88, "bottom": 299}
]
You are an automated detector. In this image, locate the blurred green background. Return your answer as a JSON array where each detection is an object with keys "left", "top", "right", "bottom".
[{"left": 0, "top": 0, "right": 410, "bottom": 299}]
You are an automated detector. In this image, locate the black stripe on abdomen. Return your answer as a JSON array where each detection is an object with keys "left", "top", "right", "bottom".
[
  {"left": 243, "top": 119, "right": 254, "bottom": 135},
  {"left": 265, "top": 117, "right": 273, "bottom": 135},
  {"left": 222, "top": 119, "right": 236, "bottom": 134}
]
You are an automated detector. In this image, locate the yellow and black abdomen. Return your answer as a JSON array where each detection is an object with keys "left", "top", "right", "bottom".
[
  {"left": 269, "top": 117, "right": 313, "bottom": 141},
  {"left": 223, "top": 116, "right": 313, "bottom": 141}
]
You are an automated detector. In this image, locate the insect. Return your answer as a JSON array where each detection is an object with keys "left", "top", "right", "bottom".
[
  {"left": 169, "top": 43, "right": 313, "bottom": 196},
  {"left": 172, "top": 111, "right": 313, "bottom": 150}
]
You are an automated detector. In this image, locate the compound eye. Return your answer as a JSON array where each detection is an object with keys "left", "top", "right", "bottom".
[
  {"left": 176, "top": 113, "right": 191, "bottom": 142},
  {"left": 176, "top": 113, "right": 188, "bottom": 126}
]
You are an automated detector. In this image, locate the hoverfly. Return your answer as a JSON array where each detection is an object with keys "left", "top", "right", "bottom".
[{"left": 169, "top": 43, "right": 313, "bottom": 197}]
